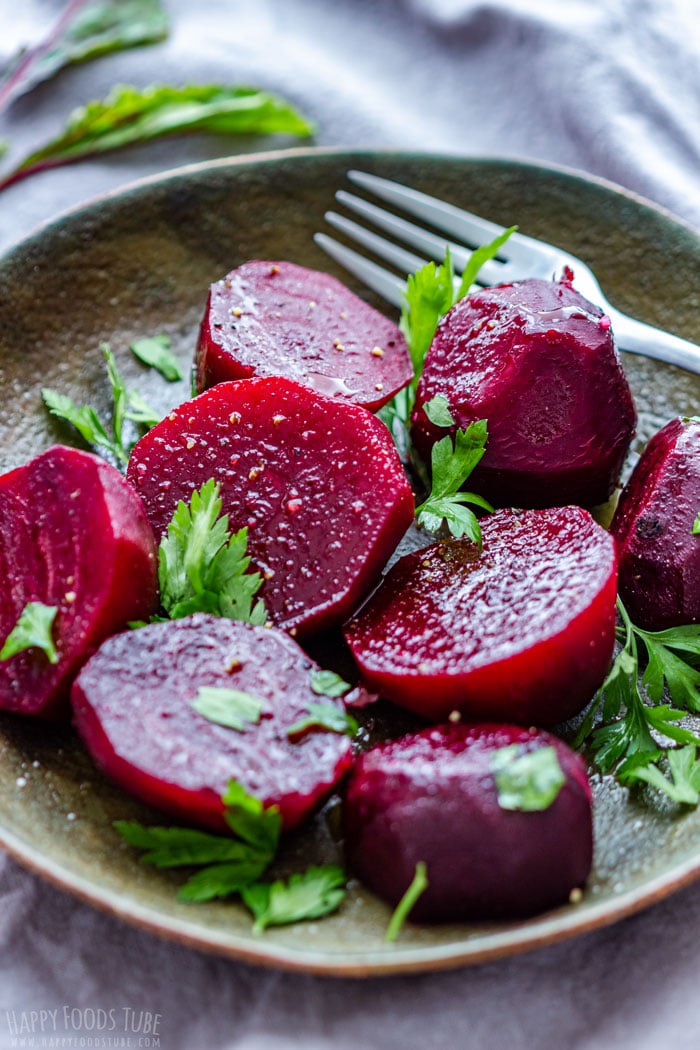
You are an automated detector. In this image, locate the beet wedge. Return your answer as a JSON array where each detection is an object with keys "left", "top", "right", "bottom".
[
  {"left": 0, "top": 445, "right": 158, "bottom": 718},
  {"left": 344, "top": 723, "right": 593, "bottom": 921},
  {"left": 344, "top": 506, "right": 617, "bottom": 725},
  {"left": 411, "top": 276, "right": 636, "bottom": 508},
  {"left": 195, "top": 260, "right": 412, "bottom": 411},
  {"left": 72, "top": 615, "right": 355, "bottom": 831},
  {"left": 127, "top": 377, "right": 415, "bottom": 636},
  {"left": 611, "top": 416, "right": 700, "bottom": 630}
]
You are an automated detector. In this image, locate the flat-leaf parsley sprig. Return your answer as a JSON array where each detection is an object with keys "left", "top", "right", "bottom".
[
  {"left": 157, "top": 479, "right": 267, "bottom": 625},
  {"left": 116, "top": 779, "right": 347, "bottom": 927},
  {"left": 378, "top": 226, "right": 516, "bottom": 449},
  {"left": 575, "top": 598, "right": 700, "bottom": 801},
  {"left": 414, "top": 397, "right": 492, "bottom": 545},
  {"left": 42, "top": 342, "right": 161, "bottom": 466}
]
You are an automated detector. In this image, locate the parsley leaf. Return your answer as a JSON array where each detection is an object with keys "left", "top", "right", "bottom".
[
  {"left": 619, "top": 746, "right": 700, "bottom": 806},
  {"left": 422, "top": 393, "right": 455, "bottom": 428},
  {"left": 0, "top": 140, "right": 8, "bottom": 158},
  {"left": 0, "top": 0, "right": 168, "bottom": 112},
  {"left": 693, "top": 512, "right": 700, "bottom": 536},
  {"left": 286, "top": 702, "right": 358, "bottom": 740},
  {"left": 221, "top": 779, "right": 281, "bottom": 855},
  {"left": 158, "top": 479, "right": 267, "bottom": 625},
  {"left": 378, "top": 228, "right": 517, "bottom": 448},
  {"left": 42, "top": 343, "right": 160, "bottom": 465},
  {"left": 0, "top": 602, "right": 59, "bottom": 664},
  {"left": 191, "top": 687, "right": 264, "bottom": 732},
  {"left": 0, "top": 83, "right": 313, "bottom": 192},
  {"left": 115, "top": 778, "right": 280, "bottom": 902},
  {"left": 310, "top": 670, "right": 352, "bottom": 698},
  {"left": 241, "top": 865, "right": 346, "bottom": 934},
  {"left": 385, "top": 862, "right": 429, "bottom": 943},
  {"left": 576, "top": 598, "right": 700, "bottom": 775},
  {"left": 113, "top": 821, "right": 259, "bottom": 868},
  {"left": 400, "top": 249, "right": 456, "bottom": 384},
  {"left": 414, "top": 419, "right": 492, "bottom": 543},
  {"left": 130, "top": 334, "right": 182, "bottom": 382},
  {"left": 491, "top": 746, "right": 566, "bottom": 811}
]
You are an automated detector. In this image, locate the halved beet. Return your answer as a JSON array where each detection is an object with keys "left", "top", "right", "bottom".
[
  {"left": 344, "top": 506, "right": 617, "bottom": 725},
  {"left": 411, "top": 276, "right": 636, "bottom": 508},
  {"left": 127, "top": 377, "right": 414, "bottom": 636},
  {"left": 344, "top": 723, "right": 593, "bottom": 921},
  {"left": 610, "top": 417, "right": 700, "bottom": 629},
  {"left": 194, "top": 260, "right": 412, "bottom": 411},
  {"left": 71, "top": 614, "right": 355, "bottom": 831},
  {"left": 0, "top": 445, "right": 158, "bottom": 718}
]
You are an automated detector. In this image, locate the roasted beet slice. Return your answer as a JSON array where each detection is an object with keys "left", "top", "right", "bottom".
[
  {"left": 344, "top": 506, "right": 617, "bottom": 725},
  {"left": 127, "top": 377, "right": 414, "bottom": 636},
  {"left": 0, "top": 446, "right": 157, "bottom": 718},
  {"left": 72, "top": 614, "right": 355, "bottom": 831},
  {"left": 344, "top": 723, "right": 593, "bottom": 921},
  {"left": 610, "top": 417, "right": 700, "bottom": 629},
  {"left": 411, "top": 276, "right": 636, "bottom": 508},
  {"left": 194, "top": 260, "right": 412, "bottom": 411}
]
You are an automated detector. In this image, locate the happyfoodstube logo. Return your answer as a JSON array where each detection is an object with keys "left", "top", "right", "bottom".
[{"left": 4, "top": 1007, "right": 162, "bottom": 1047}]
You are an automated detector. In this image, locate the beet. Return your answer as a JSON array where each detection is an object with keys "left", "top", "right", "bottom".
[
  {"left": 610, "top": 417, "right": 700, "bottom": 629},
  {"left": 72, "top": 614, "right": 355, "bottom": 831},
  {"left": 411, "top": 276, "right": 636, "bottom": 508},
  {"left": 344, "top": 506, "right": 617, "bottom": 725},
  {"left": 127, "top": 376, "right": 414, "bottom": 637},
  {"left": 343, "top": 723, "right": 593, "bottom": 921},
  {"left": 194, "top": 260, "right": 412, "bottom": 411},
  {"left": 0, "top": 446, "right": 158, "bottom": 718}
]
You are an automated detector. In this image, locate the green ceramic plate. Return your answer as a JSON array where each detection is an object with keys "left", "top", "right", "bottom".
[{"left": 0, "top": 149, "right": 699, "bottom": 977}]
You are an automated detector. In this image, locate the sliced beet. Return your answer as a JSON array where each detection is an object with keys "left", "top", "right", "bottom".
[
  {"left": 71, "top": 614, "right": 355, "bottom": 831},
  {"left": 411, "top": 276, "right": 636, "bottom": 508},
  {"left": 127, "top": 377, "right": 414, "bottom": 636},
  {"left": 610, "top": 417, "right": 700, "bottom": 629},
  {"left": 343, "top": 723, "right": 593, "bottom": 921},
  {"left": 194, "top": 260, "right": 412, "bottom": 411},
  {"left": 0, "top": 445, "right": 158, "bottom": 718},
  {"left": 344, "top": 506, "right": 617, "bottom": 725}
]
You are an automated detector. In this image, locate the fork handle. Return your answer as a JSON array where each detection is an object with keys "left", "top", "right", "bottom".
[{"left": 608, "top": 307, "right": 700, "bottom": 375}]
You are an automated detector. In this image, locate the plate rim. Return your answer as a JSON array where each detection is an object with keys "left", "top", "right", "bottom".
[{"left": 1, "top": 146, "right": 700, "bottom": 977}]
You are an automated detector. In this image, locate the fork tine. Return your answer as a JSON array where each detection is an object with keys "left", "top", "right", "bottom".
[
  {"left": 347, "top": 170, "right": 510, "bottom": 252},
  {"left": 313, "top": 232, "right": 406, "bottom": 309},
  {"left": 325, "top": 210, "right": 427, "bottom": 277},
  {"left": 335, "top": 190, "right": 506, "bottom": 286},
  {"left": 336, "top": 191, "right": 470, "bottom": 270}
]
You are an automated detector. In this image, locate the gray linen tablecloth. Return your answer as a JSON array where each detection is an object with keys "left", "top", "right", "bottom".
[{"left": 1, "top": 2, "right": 699, "bottom": 1047}]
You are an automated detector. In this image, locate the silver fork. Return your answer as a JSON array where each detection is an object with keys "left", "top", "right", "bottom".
[{"left": 314, "top": 170, "right": 700, "bottom": 375}]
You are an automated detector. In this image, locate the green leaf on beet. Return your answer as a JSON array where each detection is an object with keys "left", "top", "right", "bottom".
[{"left": 0, "top": 602, "right": 59, "bottom": 664}]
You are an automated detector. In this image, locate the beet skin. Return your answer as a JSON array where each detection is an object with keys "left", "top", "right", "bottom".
[
  {"left": 610, "top": 416, "right": 700, "bottom": 629},
  {"left": 0, "top": 446, "right": 158, "bottom": 718},
  {"left": 343, "top": 723, "right": 593, "bottom": 921},
  {"left": 195, "top": 260, "right": 412, "bottom": 411},
  {"left": 72, "top": 614, "right": 355, "bottom": 832},
  {"left": 411, "top": 276, "right": 636, "bottom": 508},
  {"left": 127, "top": 377, "right": 414, "bottom": 637},
  {"left": 344, "top": 506, "right": 617, "bottom": 725}
]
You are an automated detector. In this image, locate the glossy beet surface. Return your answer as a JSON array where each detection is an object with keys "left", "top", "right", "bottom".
[
  {"left": 610, "top": 417, "right": 700, "bottom": 629},
  {"left": 72, "top": 615, "right": 355, "bottom": 831},
  {"left": 127, "top": 377, "right": 414, "bottom": 637},
  {"left": 344, "top": 723, "right": 593, "bottom": 921},
  {"left": 411, "top": 277, "right": 636, "bottom": 508},
  {"left": 0, "top": 446, "right": 158, "bottom": 718},
  {"left": 195, "top": 260, "right": 412, "bottom": 411},
  {"left": 345, "top": 506, "right": 617, "bottom": 725}
]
